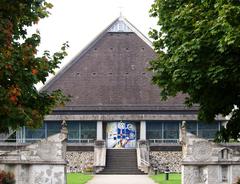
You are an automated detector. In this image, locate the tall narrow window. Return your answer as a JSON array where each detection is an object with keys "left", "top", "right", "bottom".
[
  {"left": 186, "top": 121, "right": 197, "bottom": 135},
  {"left": 146, "top": 121, "right": 163, "bottom": 140},
  {"left": 81, "top": 121, "right": 96, "bottom": 139},
  {"left": 67, "top": 121, "right": 80, "bottom": 143},
  {"left": 164, "top": 121, "right": 180, "bottom": 140}
]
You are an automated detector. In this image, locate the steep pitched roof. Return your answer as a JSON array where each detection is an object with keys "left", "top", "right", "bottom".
[{"left": 41, "top": 16, "right": 196, "bottom": 112}]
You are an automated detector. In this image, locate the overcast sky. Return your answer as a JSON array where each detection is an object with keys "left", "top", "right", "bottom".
[{"left": 33, "top": 0, "right": 157, "bottom": 88}]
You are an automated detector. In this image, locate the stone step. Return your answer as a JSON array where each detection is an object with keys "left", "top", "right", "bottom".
[
  {"left": 106, "top": 162, "right": 137, "bottom": 164},
  {"left": 99, "top": 171, "right": 146, "bottom": 175},
  {"left": 98, "top": 149, "right": 144, "bottom": 175},
  {"left": 106, "top": 158, "right": 137, "bottom": 161},
  {"left": 103, "top": 168, "right": 139, "bottom": 171},
  {"left": 107, "top": 154, "right": 136, "bottom": 157},
  {"left": 107, "top": 157, "right": 136, "bottom": 160}
]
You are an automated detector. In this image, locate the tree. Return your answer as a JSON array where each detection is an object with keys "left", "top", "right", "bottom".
[
  {"left": 0, "top": 0, "right": 69, "bottom": 132},
  {"left": 149, "top": 0, "right": 240, "bottom": 141}
]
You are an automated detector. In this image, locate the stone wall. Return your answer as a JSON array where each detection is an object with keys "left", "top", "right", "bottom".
[
  {"left": 66, "top": 151, "right": 94, "bottom": 173},
  {"left": 149, "top": 151, "right": 182, "bottom": 172},
  {"left": 66, "top": 150, "right": 182, "bottom": 173}
]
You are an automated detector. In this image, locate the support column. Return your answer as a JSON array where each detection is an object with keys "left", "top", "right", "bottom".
[
  {"left": 140, "top": 121, "right": 146, "bottom": 140},
  {"left": 97, "top": 121, "right": 103, "bottom": 140}
]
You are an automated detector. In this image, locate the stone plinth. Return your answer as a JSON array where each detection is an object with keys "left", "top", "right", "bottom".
[
  {"left": 181, "top": 124, "right": 240, "bottom": 184},
  {"left": 0, "top": 131, "right": 67, "bottom": 184}
]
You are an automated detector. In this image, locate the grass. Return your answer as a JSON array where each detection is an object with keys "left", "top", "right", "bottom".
[
  {"left": 150, "top": 173, "right": 181, "bottom": 184},
  {"left": 67, "top": 173, "right": 93, "bottom": 184}
]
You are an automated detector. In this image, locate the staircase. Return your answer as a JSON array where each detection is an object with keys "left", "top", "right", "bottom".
[{"left": 99, "top": 149, "right": 145, "bottom": 174}]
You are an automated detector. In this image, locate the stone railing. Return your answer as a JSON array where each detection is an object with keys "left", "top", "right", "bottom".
[
  {"left": 136, "top": 140, "right": 150, "bottom": 173},
  {"left": 67, "top": 139, "right": 95, "bottom": 145},
  {"left": 94, "top": 140, "right": 106, "bottom": 173},
  {"left": 149, "top": 139, "right": 179, "bottom": 145},
  {"left": 0, "top": 138, "right": 96, "bottom": 147}
]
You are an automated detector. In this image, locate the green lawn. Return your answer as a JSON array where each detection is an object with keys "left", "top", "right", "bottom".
[
  {"left": 67, "top": 173, "right": 93, "bottom": 184},
  {"left": 150, "top": 173, "right": 181, "bottom": 184}
]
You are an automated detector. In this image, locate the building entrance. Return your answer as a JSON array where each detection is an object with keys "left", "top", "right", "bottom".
[{"left": 106, "top": 121, "right": 136, "bottom": 149}]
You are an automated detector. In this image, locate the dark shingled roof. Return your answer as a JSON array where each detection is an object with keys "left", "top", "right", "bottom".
[{"left": 41, "top": 17, "right": 197, "bottom": 112}]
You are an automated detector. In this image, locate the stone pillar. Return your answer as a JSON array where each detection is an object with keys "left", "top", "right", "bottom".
[
  {"left": 97, "top": 121, "right": 103, "bottom": 140},
  {"left": 140, "top": 121, "right": 146, "bottom": 140}
]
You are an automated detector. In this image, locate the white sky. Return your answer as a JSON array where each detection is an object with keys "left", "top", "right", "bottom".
[{"left": 33, "top": 0, "right": 157, "bottom": 88}]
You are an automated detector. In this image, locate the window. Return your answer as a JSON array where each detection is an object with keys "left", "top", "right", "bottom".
[
  {"left": 25, "top": 121, "right": 61, "bottom": 142},
  {"left": 164, "top": 121, "right": 179, "bottom": 139},
  {"left": 24, "top": 121, "right": 96, "bottom": 143},
  {"left": 25, "top": 124, "right": 46, "bottom": 142},
  {"left": 46, "top": 121, "right": 61, "bottom": 137},
  {"left": 146, "top": 121, "right": 180, "bottom": 140},
  {"left": 81, "top": 121, "right": 96, "bottom": 139},
  {"left": 198, "top": 122, "right": 219, "bottom": 139},
  {"left": 67, "top": 121, "right": 80, "bottom": 143},
  {"left": 186, "top": 121, "right": 197, "bottom": 135},
  {"left": 67, "top": 121, "right": 97, "bottom": 141},
  {"left": 186, "top": 121, "right": 220, "bottom": 139},
  {"left": 146, "top": 121, "right": 163, "bottom": 139}
]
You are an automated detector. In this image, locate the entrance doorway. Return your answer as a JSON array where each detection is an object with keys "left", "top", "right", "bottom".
[{"left": 106, "top": 121, "right": 136, "bottom": 148}]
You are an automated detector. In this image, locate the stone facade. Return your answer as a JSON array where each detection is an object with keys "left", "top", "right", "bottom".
[
  {"left": 66, "top": 151, "right": 94, "bottom": 173},
  {"left": 150, "top": 151, "right": 182, "bottom": 173}
]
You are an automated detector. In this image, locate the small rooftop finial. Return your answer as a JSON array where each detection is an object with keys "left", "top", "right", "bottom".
[{"left": 118, "top": 6, "right": 123, "bottom": 19}]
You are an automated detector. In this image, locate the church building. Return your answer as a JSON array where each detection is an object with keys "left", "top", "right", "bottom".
[{"left": 14, "top": 16, "right": 223, "bottom": 173}]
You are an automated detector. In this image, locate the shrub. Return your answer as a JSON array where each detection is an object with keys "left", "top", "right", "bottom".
[{"left": 0, "top": 170, "right": 15, "bottom": 184}]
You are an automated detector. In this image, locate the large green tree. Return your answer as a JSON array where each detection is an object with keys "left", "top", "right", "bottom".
[
  {"left": 0, "top": 0, "right": 69, "bottom": 132},
  {"left": 149, "top": 0, "right": 240, "bottom": 141}
]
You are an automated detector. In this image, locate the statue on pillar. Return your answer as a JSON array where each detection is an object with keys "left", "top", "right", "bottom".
[
  {"left": 180, "top": 121, "right": 187, "bottom": 158},
  {"left": 61, "top": 119, "right": 68, "bottom": 135}
]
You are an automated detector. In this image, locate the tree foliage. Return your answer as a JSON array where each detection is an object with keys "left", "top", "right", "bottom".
[
  {"left": 149, "top": 0, "right": 240, "bottom": 141},
  {"left": 0, "top": 0, "right": 69, "bottom": 132}
]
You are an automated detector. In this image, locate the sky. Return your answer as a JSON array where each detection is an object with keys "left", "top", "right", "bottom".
[{"left": 33, "top": 0, "right": 157, "bottom": 88}]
